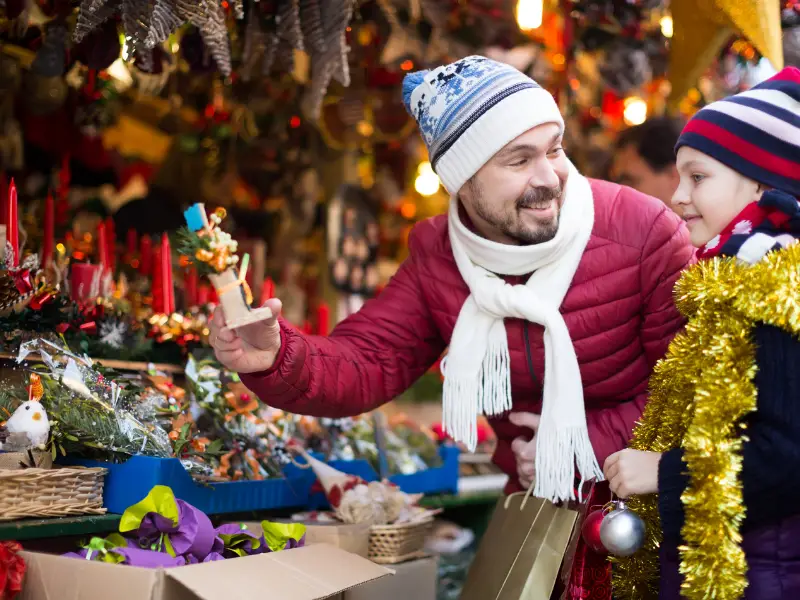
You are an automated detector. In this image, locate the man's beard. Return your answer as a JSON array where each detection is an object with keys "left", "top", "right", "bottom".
[{"left": 470, "top": 180, "right": 562, "bottom": 245}]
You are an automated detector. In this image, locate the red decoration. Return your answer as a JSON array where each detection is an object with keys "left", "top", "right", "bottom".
[
  {"left": 96, "top": 221, "right": 108, "bottom": 270},
  {"left": 151, "top": 234, "right": 175, "bottom": 315},
  {"left": 70, "top": 263, "right": 101, "bottom": 302},
  {"left": 198, "top": 283, "right": 211, "bottom": 305},
  {"left": 185, "top": 267, "right": 199, "bottom": 309},
  {"left": 317, "top": 303, "right": 330, "bottom": 336},
  {"left": 328, "top": 484, "right": 342, "bottom": 508},
  {"left": 139, "top": 234, "right": 153, "bottom": 276},
  {"left": 0, "top": 540, "right": 25, "bottom": 600},
  {"left": 302, "top": 320, "right": 313, "bottom": 334},
  {"left": 42, "top": 192, "right": 55, "bottom": 268},
  {"left": 3, "top": 179, "right": 19, "bottom": 267},
  {"left": 580, "top": 508, "right": 607, "bottom": 554},
  {"left": 260, "top": 276, "right": 275, "bottom": 306},
  {"left": 105, "top": 217, "right": 116, "bottom": 273}
]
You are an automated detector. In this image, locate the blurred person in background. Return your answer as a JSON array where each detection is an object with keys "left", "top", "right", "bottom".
[{"left": 611, "top": 117, "right": 684, "bottom": 207}]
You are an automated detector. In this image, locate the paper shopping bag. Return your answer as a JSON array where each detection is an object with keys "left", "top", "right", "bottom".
[{"left": 460, "top": 492, "right": 579, "bottom": 600}]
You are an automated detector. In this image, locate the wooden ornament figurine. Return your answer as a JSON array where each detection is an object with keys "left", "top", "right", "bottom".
[{"left": 179, "top": 204, "right": 272, "bottom": 330}]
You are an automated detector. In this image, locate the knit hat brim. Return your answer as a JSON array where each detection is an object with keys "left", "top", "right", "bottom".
[
  {"left": 435, "top": 87, "right": 564, "bottom": 194},
  {"left": 675, "top": 67, "right": 800, "bottom": 197}
]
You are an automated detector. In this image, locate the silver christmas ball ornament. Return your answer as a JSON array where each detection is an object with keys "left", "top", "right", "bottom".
[{"left": 599, "top": 500, "right": 646, "bottom": 557}]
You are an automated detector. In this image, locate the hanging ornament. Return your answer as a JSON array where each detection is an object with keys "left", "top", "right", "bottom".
[
  {"left": 300, "top": 0, "right": 326, "bottom": 55},
  {"left": 580, "top": 508, "right": 607, "bottom": 554},
  {"left": 600, "top": 40, "right": 653, "bottom": 95},
  {"left": 25, "top": 20, "right": 68, "bottom": 115},
  {"left": 277, "top": 0, "right": 305, "bottom": 52},
  {"left": 598, "top": 500, "right": 646, "bottom": 557}
]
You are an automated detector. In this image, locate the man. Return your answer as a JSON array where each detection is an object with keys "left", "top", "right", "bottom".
[
  {"left": 209, "top": 56, "right": 693, "bottom": 503},
  {"left": 611, "top": 116, "right": 684, "bottom": 206}
]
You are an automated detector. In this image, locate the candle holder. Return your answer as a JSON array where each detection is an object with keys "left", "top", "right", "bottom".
[{"left": 178, "top": 204, "right": 272, "bottom": 331}]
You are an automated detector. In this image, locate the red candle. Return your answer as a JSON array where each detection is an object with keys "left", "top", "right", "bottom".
[
  {"left": 139, "top": 235, "right": 153, "bottom": 276},
  {"left": 105, "top": 217, "right": 116, "bottom": 273},
  {"left": 152, "top": 234, "right": 174, "bottom": 315},
  {"left": 185, "top": 267, "right": 198, "bottom": 309},
  {"left": 302, "top": 319, "right": 313, "bottom": 335},
  {"left": 260, "top": 277, "right": 275, "bottom": 306},
  {"left": 5, "top": 178, "right": 19, "bottom": 267},
  {"left": 42, "top": 192, "right": 55, "bottom": 268},
  {"left": 96, "top": 222, "right": 108, "bottom": 269},
  {"left": 70, "top": 263, "right": 102, "bottom": 302},
  {"left": 317, "top": 303, "right": 330, "bottom": 336},
  {"left": 197, "top": 283, "right": 211, "bottom": 305}
]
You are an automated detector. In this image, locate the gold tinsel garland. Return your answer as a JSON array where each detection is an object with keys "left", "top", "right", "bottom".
[{"left": 613, "top": 242, "right": 800, "bottom": 600}]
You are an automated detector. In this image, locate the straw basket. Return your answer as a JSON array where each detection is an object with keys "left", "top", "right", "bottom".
[
  {"left": 0, "top": 466, "right": 107, "bottom": 521},
  {"left": 368, "top": 517, "right": 434, "bottom": 564}
]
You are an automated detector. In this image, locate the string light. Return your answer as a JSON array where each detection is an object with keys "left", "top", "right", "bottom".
[
  {"left": 623, "top": 96, "right": 648, "bottom": 126},
  {"left": 414, "top": 162, "right": 440, "bottom": 197},
  {"left": 515, "top": 0, "right": 543, "bottom": 31},
  {"left": 660, "top": 15, "right": 673, "bottom": 39}
]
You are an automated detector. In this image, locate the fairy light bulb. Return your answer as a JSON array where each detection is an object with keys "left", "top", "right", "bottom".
[
  {"left": 414, "top": 162, "right": 440, "bottom": 197},
  {"left": 516, "top": 0, "right": 543, "bottom": 31},
  {"left": 623, "top": 96, "right": 648, "bottom": 126},
  {"left": 660, "top": 15, "right": 674, "bottom": 39}
]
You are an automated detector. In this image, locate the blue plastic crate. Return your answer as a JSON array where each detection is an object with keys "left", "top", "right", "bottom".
[
  {"left": 285, "top": 445, "right": 460, "bottom": 510},
  {"left": 67, "top": 455, "right": 315, "bottom": 515}
]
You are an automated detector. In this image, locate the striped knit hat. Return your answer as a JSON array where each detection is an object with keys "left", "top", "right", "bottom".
[
  {"left": 402, "top": 56, "right": 564, "bottom": 195},
  {"left": 676, "top": 67, "right": 800, "bottom": 197}
]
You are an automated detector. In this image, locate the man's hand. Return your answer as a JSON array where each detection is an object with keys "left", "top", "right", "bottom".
[
  {"left": 509, "top": 412, "right": 540, "bottom": 489},
  {"left": 603, "top": 449, "right": 662, "bottom": 498},
  {"left": 208, "top": 298, "right": 283, "bottom": 373}
]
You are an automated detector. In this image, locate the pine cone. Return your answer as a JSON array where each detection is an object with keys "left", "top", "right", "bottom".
[{"left": 0, "top": 271, "right": 21, "bottom": 310}]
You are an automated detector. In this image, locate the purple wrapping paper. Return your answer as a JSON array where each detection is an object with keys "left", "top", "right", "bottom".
[
  {"left": 213, "top": 523, "right": 266, "bottom": 557},
  {"left": 63, "top": 545, "right": 187, "bottom": 568},
  {"left": 135, "top": 499, "right": 216, "bottom": 560}
]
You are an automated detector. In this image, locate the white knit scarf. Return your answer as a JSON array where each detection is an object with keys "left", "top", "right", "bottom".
[{"left": 442, "top": 161, "right": 603, "bottom": 502}]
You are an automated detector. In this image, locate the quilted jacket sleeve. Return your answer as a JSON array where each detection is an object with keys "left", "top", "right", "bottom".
[
  {"left": 239, "top": 227, "right": 447, "bottom": 417},
  {"left": 587, "top": 206, "right": 694, "bottom": 466}
]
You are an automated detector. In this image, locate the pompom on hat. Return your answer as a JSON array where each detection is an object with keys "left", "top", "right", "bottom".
[
  {"left": 402, "top": 56, "right": 564, "bottom": 195},
  {"left": 676, "top": 66, "right": 800, "bottom": 197}
]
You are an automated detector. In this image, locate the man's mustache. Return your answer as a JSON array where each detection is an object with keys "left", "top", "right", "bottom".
[{"left": 516, "top": 185, "right": 563, "bottom": 209}]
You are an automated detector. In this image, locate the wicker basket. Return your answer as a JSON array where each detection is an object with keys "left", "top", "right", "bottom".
[
  {"left": 0, "top": 450, "right": 53, "bottom": 470},
  {"left": 368, "top": 517, "right": 434, "bottom": 564},
  {"left": 0, "top": 466, "right": 107, "bottom": 521}
]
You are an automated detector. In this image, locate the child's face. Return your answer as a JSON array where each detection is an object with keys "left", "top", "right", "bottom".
[{"left": 672, "top": 147, "right": 762, "bottom": 248}]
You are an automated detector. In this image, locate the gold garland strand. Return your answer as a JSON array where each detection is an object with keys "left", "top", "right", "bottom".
[{"left": 613, "top": 242, "right": 800, "bottom": 600}]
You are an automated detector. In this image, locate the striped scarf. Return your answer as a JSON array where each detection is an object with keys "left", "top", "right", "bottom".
[{"left": 698, "top": 189, "right": 800, "bottom": 265}]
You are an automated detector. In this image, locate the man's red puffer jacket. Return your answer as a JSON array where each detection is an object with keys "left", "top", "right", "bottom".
[{"left": 241, "top": 180, "right": 694, "bottom": 491}]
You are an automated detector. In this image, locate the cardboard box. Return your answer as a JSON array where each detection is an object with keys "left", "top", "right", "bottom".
[
  {"left": 19, "top": 544, "right": 392, "bottom": 600},
  {"left": 345, "top": 556, "right": 438, "bottom": 600},
  {"left": 239, "top": 521, "right": 371, "bottom": 559}
]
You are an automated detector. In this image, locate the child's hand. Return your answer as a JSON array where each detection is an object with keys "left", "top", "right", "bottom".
[{"left": 603, "top": 449, "right": 662, "bottom": 498}]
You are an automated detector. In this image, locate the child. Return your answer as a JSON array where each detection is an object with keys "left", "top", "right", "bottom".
[{"left": 603, "top": 67, "right": 800, "bottom": 599}]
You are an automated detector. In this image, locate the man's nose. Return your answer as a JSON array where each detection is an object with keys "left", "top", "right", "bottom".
[{"left": 528, "top": 158, "right": 560, "bottom": 189}]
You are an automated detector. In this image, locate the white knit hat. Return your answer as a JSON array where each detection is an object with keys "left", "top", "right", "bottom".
[{"left": 402, "top": 56, "right": 565, "bottom": 195}]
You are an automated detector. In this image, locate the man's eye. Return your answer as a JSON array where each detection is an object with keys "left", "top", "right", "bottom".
[
  {"left": 549, "top": 147, "right": 563, "bottom": 156},
  {"left": 691, "top": 173, "right": 705, "bottom": 183},
  {"left": 510, "top": 158, "right": 528, "bottom": 167}
]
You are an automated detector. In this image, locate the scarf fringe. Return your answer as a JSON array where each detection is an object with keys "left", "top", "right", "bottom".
[
  {"left": 442, "top": 343, "right": 512, "bottom": 451},
  {"left": 534, "top": 425, "right": 603, "bottom": 503}
]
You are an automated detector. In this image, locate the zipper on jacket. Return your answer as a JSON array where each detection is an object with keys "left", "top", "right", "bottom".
[{"left": 523, "top": 322, "right": 541, "bottom": 393}]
